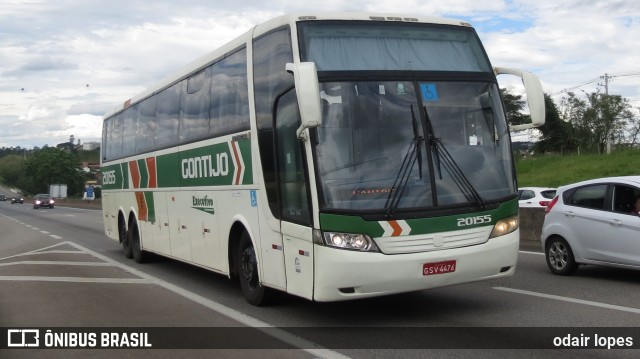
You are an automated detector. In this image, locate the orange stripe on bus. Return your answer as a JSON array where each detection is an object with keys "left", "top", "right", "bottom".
[
  {"left": 146, "top": 157, "right": 157, "bottom": 188},
  {"left": 232, "top": 141, "right": 242, "bottom": 185},
  {"left": 389, "top": 220, "right": 403, "bottom": 237},
  {"left": 129, "top": 160, "right": 141, "bottom": 189}
]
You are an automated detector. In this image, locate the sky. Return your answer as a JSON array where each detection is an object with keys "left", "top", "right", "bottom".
[{"left": 1, "top": 0, "right": 640, "bottom": 148}]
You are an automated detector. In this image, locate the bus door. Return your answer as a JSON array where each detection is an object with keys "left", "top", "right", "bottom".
[{"left": 275, "top": 90, "right": 314, "bottom": 300}]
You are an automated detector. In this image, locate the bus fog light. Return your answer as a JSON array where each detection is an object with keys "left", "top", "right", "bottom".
[
  {"left": 322, "top": 232, "right": 380, "bottom": 252},
  {"left": 489, "top": 215, "right": 518, "bottom": 238}
]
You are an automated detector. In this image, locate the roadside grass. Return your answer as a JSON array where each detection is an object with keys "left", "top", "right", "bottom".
[{"left": 516, "top": 149, "right": 640, "bottom": 188}]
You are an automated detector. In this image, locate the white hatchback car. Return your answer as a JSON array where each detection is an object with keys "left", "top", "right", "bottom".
[
  {"left": 518, "top": 187, "right": 556, "bottom": 208},
  {"left": 541, "top": 176, "right": 640, "bottom": 275}
]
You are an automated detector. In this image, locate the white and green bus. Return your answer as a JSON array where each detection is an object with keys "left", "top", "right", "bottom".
[{"left": 101, "top": 13, "right": 545, "bottom": 305}]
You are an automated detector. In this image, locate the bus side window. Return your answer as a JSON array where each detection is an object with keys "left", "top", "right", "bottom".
[
  {"left": 180, "top": 68, "right": 211, "bottom": 143},
  {"left": 156, "top": 82, "right": 181, "bottom": 149},
  {"left": 275, "top": 90, "right": 311, "bottom": 225}
]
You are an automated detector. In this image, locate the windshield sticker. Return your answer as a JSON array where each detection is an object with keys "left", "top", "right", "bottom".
[{"left": 420, "top": 84, "right": 439, "bottom": 102}]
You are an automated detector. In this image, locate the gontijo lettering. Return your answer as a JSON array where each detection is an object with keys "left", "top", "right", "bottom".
[{"left": 181, "top": 153, "right": 229, "bottom": 179}]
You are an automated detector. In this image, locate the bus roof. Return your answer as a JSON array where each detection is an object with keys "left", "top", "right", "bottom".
[{"left": 104, "top": 12, "right": 471, "bottom": 120}]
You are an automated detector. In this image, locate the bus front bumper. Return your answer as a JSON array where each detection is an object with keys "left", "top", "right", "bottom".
[{"left": 312, "top": 230, "right": 519, "bottom": 302}]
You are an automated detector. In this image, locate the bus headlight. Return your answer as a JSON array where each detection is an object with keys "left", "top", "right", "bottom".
[
  {"left": 489, "top": 215, "right": 518, "bottom": 238},
  {"left": 319, "top": 231, "right": 380, "bottom": 252}
]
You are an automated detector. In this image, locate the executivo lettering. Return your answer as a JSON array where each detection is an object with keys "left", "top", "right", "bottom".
[
  {"left": 193, "top": 195, "right": 214, "bottom": 207},
  {"left": 181, "top": 153, "right": 229, "bottom": 179}
]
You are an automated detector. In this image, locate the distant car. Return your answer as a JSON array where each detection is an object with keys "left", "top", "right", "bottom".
[
  {"left": 541, "top": 176, "right": 640, "bottom": 275},
  {"left": 33, "top": 194, "right": 55, "bottom": 209},
  {"left": 11, "top": 197, "right": 24, "bottom": 204},
  {"left": 518, "top": 187, "right": 556, "bottom": 208},
  {"left": 0, "top": 194, "right": 6, "bottom": 201}
]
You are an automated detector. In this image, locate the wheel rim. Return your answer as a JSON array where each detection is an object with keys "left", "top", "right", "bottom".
[
  {"left": 240, "top": 246, "right": 259, "bottom": 291},
  {"left": 548, "top": 241, "right": 568, "bottom": 271}
]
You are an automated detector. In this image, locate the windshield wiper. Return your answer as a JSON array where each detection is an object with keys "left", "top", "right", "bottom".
[
  {"left": 384, "top": 105, "right": 424, "bottom": 218},
  {"left": 422, "top": 106, "right": 486, "bottom": 210}
]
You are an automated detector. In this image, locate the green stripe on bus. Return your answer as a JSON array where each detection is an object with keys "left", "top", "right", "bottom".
[
  {"left": 138, "top": 158, "right": 149, "bottom": 188},
  {"left": 102, "top": 137, "right": 253, "bottom": 189},
  {"left": 144, "top": 191, "right": 155, "bottom": 223},
  {"left": 238, "top": 137, "right": 253, "bottom": 185},
  {"left": 319, "top": 199, "right": 518, "bottom": 237}
]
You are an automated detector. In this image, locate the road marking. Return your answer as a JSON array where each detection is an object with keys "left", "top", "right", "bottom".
[
  {"left": 64, "top": 241, "right": 350, "bottom": 359},
  {"left": 40, "top": 231, "right": 50, "bottom": 234},
  {"left": 50, "top": 235, "right": 63, "bottom": 239},
  {"left": 0, "top": 261, "right": 111, "bottom": 267},
  {"left": 519, "top": 250, "right": 543, "bottom": 256},
  {"left": 0, "top": 276, "right": 151, "bottom": 284},
  {"left": 494, "top": 287, "right": 640, "bottom": 314}
]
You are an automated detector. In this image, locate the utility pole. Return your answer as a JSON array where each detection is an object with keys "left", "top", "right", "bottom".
[
  {"left": 600, "top": 73, "right": 610, "bottom": 96},
  {"left": 600, "top": 73, "right": 612, "bottom": 154}
]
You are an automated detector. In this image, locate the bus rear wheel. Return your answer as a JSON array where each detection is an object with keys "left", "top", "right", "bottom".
[
  {"left": 238, "top": 232, "right": 271, "bottom": 306},
  {"left": 129, "top": 222, "right": 148, "bottom": 264},
  {"left": 120, "top": 216, "right": 132, "bottom": 259}
]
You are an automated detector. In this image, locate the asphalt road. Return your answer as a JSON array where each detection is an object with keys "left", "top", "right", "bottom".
[{"left": 0, "top": 199, "right": 638, "bottom": 358}]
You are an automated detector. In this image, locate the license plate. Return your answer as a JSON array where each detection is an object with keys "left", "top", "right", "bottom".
[{"left": 423, "top": 260, "right": 456, "bottom": 276}]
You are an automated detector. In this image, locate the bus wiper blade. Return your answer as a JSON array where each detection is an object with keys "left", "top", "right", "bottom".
[
  {"left": 410, "top": 105, "right": 423, "bottom": 180},
  {"left": 384, "top": 106, "right": 424, "bottom": 218},
  {"left": 423, "top": 106, "right": 485, "bottom": 210}
]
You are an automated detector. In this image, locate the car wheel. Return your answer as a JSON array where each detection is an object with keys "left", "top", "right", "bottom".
[
  {"left": 545, "top": 236, "right": 577, "bottom": 275},
  {"left": 238, "top": 231, "right": 272, "bottom": 306}
]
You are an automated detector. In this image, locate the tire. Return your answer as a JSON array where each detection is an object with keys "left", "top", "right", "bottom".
[
  {"left": 545, "top": 236, "right": 577, "bottom": 275},
  {"left": 120, "top": 217, "right": 133, "bottom": 259},
  {"left": 238, "top": 232, "right": 272, "bottom": 306},
  {"left": 130, "top": 222, "right": 148, "bottom": 264}
]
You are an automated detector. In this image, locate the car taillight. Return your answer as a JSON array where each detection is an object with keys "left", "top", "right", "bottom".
[
  {"left": 545, "top": 196, "right": 559, "bottom": 213},
  {"left": 539, "top": 200, "right": 550, "bottom": 207}
]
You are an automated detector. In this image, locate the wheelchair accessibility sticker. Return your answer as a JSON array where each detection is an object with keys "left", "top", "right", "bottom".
[{"left": 420, "top": 83, "right": 439, "bottom": 102}]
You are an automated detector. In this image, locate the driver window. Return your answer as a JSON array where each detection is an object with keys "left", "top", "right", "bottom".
[{"left": 275, "top": 90, "right": 311, "bottom": 225}]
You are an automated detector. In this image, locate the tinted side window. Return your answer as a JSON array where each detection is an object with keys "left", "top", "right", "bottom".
[
  {"left": 567, "top": 184, "right": 607, "bottom": 210},
  {"left": 210, "top": 48, "right": 250, "bottom": 137},
  {"left": 253, "top": 28, "right": 294, "bottom": 218},
  {"left": 122, "top": 105, "right": 138, "bottom": 157},
  {"left": 276, "top": 90, "right": 311, "bottom": 225},
  {"left": 519, "top": 190, "right": 535, "bottom": 200},
  {"left": 108, "top": 114, "right": 123, "bottom": 160},
  {"left": 613, "top": 184, "right": 640, "bottom": 214},
  {"left": 156, "top": 82, "right": 182, "bottom": 149},
  {"left": 137, "top": 96, "right": 157, "bottom": 153},
  {"left": 180, "top": 68, "right": 211, "bottom": 143}
]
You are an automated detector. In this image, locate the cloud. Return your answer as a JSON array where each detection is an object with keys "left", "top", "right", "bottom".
[{"left": 1, "top": 0, "right": 639, "bottom": 149}]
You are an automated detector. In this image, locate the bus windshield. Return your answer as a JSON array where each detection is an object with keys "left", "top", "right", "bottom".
[
  {"left": 299, "top": 21, "right": 492, "bottom": 72},
  {"left": 314, "top": 80, "right": 515, "bottom": 213}
]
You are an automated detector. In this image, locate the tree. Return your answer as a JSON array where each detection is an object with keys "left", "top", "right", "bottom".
[
  {"left": 500, "top": 88, "right": 531, "bottom": 127},
  {"left": 0, "top": 155, "right": 26, "bottom": 186},
  {"left": 23, "top": 147, "right": 85, "bottom": 195},
  {"left": 534, "top": 94, "right": 575, "bottom": 154},
  {"left": 562, "top": 91, "right": 635, "bottom": 153}
]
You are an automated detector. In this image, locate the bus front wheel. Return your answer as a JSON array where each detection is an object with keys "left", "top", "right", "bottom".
[{"left": 238, "top": 232, "right": 271, "bottom": 306}]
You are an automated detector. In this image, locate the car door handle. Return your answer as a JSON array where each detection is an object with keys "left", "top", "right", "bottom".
[
  {"left": 608, "top": 219, "right": 622, "bottom": 226},
  {"left": 563, "top": 211, "right": 575, "bottom": 217}
]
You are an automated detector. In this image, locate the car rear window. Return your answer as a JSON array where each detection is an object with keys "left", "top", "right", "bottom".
[{"left": 541, "top": 190, "right": 556, "bottom": 199}]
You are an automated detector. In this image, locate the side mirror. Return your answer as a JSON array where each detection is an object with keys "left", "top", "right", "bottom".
[
  {"left": 494, "top": 67, "right": 545, "bottom": 131},
  {"left": 285, "top": 62, "right": 322, "bottom": 140}
]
